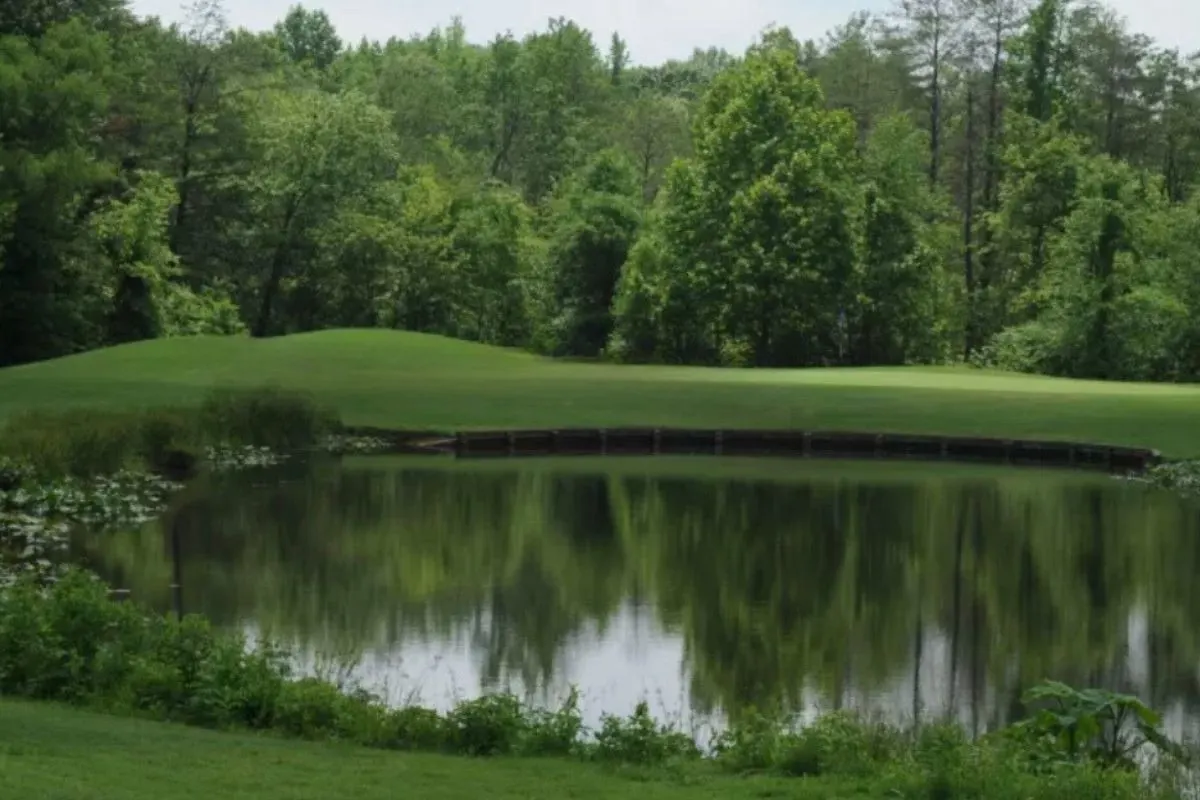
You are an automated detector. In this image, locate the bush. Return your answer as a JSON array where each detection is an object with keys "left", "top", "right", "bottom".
[
  {"left": 523, "top": 688, "right": 584, "bottom": 756},
  {"left": 713, "top": 708, "right": 790, "bottom": 773},
  {"left": 778, "top": 712, "right": 904, "bottom": 777},
  {"left": 198, "top": 386, "right": 338, "bottom": 450},
  {"left": 446, "top": 693, "right": 528, "bottom": 756},
  {"left": 593, "top": 701, "right": 699, "bottom": 765},
  {"left": 969, "top": 320, "right": 1061, "bottom": 374}
]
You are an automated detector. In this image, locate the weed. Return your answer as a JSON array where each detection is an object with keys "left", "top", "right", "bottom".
[{"left": 594, "top": 701, "right": 700, "bottom": 765}]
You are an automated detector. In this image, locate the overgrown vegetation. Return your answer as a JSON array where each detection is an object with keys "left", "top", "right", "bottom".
[
  {"left": 0, "top": 570, "right": 1191, "bottom": 798},
  {"left": 3, "top": 0, "right": 1200, "bottom": 379},
  {"left": 0, "top": 386, "right": 337, "bottom": 477}
]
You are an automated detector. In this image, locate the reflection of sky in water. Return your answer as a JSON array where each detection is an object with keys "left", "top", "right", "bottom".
[
  {"left": 248, "top": 598, "right": 1200, "bottom": 744},
  {"left": 249, "top": 600, "right": 708, "bottom": 733}
]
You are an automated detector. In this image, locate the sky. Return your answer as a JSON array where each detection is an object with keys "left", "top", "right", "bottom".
[{"left": 128, "top": 0, "right": 1200, "bottom": 66}]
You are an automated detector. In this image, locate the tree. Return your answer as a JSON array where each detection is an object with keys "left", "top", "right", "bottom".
[
  {"left": 450, "top": 183, "right": 535, "bottom": 345},
  {"left": 618, "top": 92, "right": 690, "bottom": 203},
  {"left": 274, "top": 4, "right": 342, "bottom": 71},
  {"left": 0, "top": 21, "right": 116, "bottom": 365},
  {"left": 236, "top": 88, "right": 398, "bottom": 336},
  {"left": 646, "top": 34, "right": 864, "bottom": 366},
  {"left": 541, "top": 149, "right": 642, "bottom": 357}
]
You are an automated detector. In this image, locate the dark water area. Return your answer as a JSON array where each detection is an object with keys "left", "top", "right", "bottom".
[{"left": 72, "top": 455, "right": 1200, "bottom": 739}]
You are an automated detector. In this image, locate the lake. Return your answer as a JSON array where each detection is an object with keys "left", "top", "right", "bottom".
[{"left": 73, "top": 454, "right": 1200, "bottom": 740}]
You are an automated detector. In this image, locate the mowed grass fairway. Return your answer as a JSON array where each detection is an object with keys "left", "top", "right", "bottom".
[
  {"left": 0, "top": 328, "right": 1197, "bottom": 456},
  {"left": 0, "top": 701, "right": 868, "bottom": 800}
]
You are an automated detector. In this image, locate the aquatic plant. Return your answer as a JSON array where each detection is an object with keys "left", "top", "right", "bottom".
[{"left": 319, "top": 434, "right": 392, "bottom": 455}]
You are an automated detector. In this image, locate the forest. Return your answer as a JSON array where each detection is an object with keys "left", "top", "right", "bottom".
[{"left": 2, "top": 0, "right": 1200, "bottom": 379}]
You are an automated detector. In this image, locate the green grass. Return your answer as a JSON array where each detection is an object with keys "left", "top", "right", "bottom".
[
  {"left": 0, "top": 699, "right": 877, "bottom": 800},
  {"left": 2, "top": 329, "right": 1199, "bottom": 456}
]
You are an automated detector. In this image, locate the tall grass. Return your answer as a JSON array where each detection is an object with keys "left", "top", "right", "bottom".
[
  {"left": 0, "top": 570, "right": 1189, "bottom": 799},
  {"left": 0, "top": 387, "right": 338, "bottom": 477}
]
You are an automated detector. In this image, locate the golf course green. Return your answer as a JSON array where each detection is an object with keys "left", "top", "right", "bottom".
[{"left": 0, "top": 329, "right": 1197, "bottom": 456}]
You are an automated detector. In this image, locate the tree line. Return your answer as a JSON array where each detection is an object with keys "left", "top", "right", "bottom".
[{"left": 2, "top": 0, "right": 1199, "bottom": 379}]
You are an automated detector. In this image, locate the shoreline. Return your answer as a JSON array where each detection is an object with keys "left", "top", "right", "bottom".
[{"left": 343, "top": 425, "right": 1163, "bottom": 472}]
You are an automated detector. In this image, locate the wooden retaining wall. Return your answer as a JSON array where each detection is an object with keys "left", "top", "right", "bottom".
[{"left": 424, "top": 428, "right": 1159, "bottom": 472}]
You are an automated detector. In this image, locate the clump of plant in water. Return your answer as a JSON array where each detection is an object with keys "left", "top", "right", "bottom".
[
  {"left": 3, "top": 471, "right": 179, "bottom": 528},
  {"left": 203, "top": 444, "right": 288, "bottom": 471},
  {"left": 1136, "top": 461, "right": 1200, "bottom": 496},
  {"left": 319, "top": 434, "right": 392, "bottom": 455}
]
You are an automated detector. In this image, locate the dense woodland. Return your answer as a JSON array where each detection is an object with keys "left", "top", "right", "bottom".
[{"left": 2, "top": 0, "right": 1200, "bottom": 379}]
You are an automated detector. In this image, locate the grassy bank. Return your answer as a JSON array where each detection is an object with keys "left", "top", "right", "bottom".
[
  {"left": 0, "top": 330, "right": 1199, "bottom": 456},
  {"left": 0, "top": 701, "right": 821, "bottom": 800},
  {"left": 1, "top": 699, "right": 1172, "bottom": 800}
]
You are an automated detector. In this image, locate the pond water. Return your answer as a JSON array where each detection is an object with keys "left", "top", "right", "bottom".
[{"left": 73, "top": 455, "right": 1200, "bottom": 740}]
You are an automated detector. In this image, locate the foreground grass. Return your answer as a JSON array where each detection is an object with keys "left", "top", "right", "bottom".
[
  {"left": 0, "top": 700, "right": 1162, "bottom": 800},
  {"left": 1, "top": 329, "right": 1199, "bottom": 455},
  {"left": 0, "top": 700, "right": 879, "bottom": 800}
]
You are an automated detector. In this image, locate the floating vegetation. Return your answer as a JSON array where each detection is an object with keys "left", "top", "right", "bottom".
[
  {"left": 319, "top": 434, "right": 391, "bottom": 455},
  {"left": 204, "top": 444, "right": 288, "bottom": 471},
  {"left": 0, "top": 471, "right": 180, "bottom": 529},
  {"left": 1126, "top": 461, "right": 1200, "bottom": 496},
  {"left": 0, "top": 465, "right": 181, "bottom": 586},
  {"left": 0, "top": 515, "right": 69, "bottom": 589}
]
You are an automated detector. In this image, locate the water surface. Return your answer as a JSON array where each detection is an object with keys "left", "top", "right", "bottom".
[{"left": 74, "top": 455, "right": 1200, "bottom": 739}]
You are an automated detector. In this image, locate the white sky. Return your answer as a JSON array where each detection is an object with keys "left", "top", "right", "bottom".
[{"left": 129, "top": 0, "right": 1200, "bottom": 65}]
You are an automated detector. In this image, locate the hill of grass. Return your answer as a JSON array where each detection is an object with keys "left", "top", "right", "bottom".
[{"left": 1, "top": 329, "right": 1198, "bottom": 456}]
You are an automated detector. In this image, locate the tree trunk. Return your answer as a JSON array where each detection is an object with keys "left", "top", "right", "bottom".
[
  {"left": 963, "top": 83, "right": 977, "bottom": 359},
  {"left": 253, "top": 205, "right": 298, "bottom": 337}
]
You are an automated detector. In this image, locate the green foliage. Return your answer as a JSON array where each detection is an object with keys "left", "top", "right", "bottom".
[
  {"left": 1007, "top": 680, "right": 1181, "bottom": 769},
  {"left": 593, "top": 701, "right": 699, "bottom": 764},
  {"left": 4, "top": 1, "right": 1200, "bottom": 383},
  {"left": 0, "top": 387, "right": 337, "bottom": 477},
  {"left": 197, "top": 386, "right": 338, "bottom": 450}
]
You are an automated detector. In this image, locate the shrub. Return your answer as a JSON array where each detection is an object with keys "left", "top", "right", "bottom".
[
  {"left": 593, "top": 701, "right": 699, "bottom": 765},
  {"left": 778, "top": 712, "right": 904, "bottom": 777},
  {"left": 523, "top": 688, "right": 584, "bottom": 756},
  {"left": 198, "top": 386, "right": 338, "bottom": 451},
  {"left": 712, "top": 708, "right": 791, "bottom": 773},
  {"left": 384, "top": 706, "right": 447, "bottom": 751},
  {"left": 446, "top": 693, "right": 528, "bottom": 756}
]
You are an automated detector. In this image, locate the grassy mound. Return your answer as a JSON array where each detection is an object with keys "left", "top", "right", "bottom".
[{"left": 2, "top": 329, "right": 1199, "bottom": 456}]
